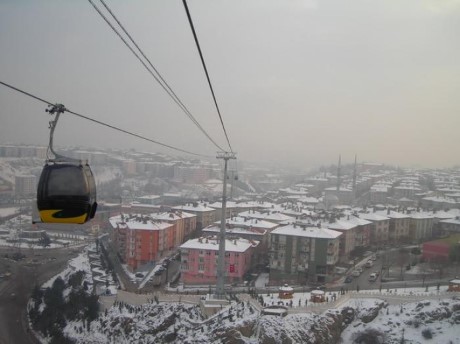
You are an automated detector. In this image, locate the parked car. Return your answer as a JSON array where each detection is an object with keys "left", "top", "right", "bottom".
[
  {"left": 368, "top": 272, "right": 378, "bottom": 282},
  {"left": 365, "top": 260, "right": 373, "bottom": 268},
  {"left": 351, "top": 270, "right": 361, "bottom": 277},
  {"left": 344, "top": 275, "right": 354, "bottom": 283}
]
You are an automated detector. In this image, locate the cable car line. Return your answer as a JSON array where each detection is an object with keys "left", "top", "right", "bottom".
[
  {"left": 0, "top": 80, "right": 53, "bottom": 106},
  {"left": 87, "top": 0, "right": 226, "bottom": 152},
  {"left": 0, "top": 79, "right": 212, "bottom": 158},
  {"left": 182, "top": 0, "right": 234, "bottom": 153}
]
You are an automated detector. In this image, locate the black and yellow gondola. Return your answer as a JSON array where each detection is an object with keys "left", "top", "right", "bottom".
[
  {"left": 36, "top": 103, "right": 97, "bottom": 224},
  {"left": 37, "top": 162, "right": 97, "bottom": 224}
]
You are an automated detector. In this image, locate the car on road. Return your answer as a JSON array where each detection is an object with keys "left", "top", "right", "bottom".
[
  {"left": 368, "top": 272, "right": 378, "bottom": 282},
  {"left": 351, "top": 270, "right": 361, "bottom": 277},
  {"left": 365, "top": 260, "right": 373, "bottom": 268},
  {"left": 344, "top": 275, "right": 353, "bottom": 283}
]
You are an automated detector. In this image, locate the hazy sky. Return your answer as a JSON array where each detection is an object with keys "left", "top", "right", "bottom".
[{"left": 1, "top": 0, "right": 459, "bottom": 169}]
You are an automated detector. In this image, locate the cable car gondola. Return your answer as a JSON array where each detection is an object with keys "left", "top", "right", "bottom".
[{"left": 36, "top": 104, "right": 97, "bottom": 224}]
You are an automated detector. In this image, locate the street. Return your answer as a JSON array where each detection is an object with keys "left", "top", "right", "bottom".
[{"left": 0, "top": 246, "right": 80, "bottom": 344}]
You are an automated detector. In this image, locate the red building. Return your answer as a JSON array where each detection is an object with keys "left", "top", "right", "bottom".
[
  {"left": 423, "top": 240, "right": 450, "bottom": 260},
  {"left": 109, "top": 214, "right": 174, "bottom": 271},
  {"left": 422, "top": 234, "right": 460, "bottom": 261}
]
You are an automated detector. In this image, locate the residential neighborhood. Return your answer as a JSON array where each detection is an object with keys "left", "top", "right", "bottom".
[{"left": 2, "top": 144, "right": 460, "bottom": 292}]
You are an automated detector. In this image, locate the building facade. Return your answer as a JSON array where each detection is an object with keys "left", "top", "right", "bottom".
[
  {"left": 180, "top": 236, "right": 258, "bottom": 285},
  {"left": 269, "top": 224, "right": 341, "bottom": 284},
  {"left": 109, "top": 214, "right": 174, "bottom": 271}
]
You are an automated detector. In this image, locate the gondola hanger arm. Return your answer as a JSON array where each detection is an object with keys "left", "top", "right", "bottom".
[{"left": 46, "top": 104, "right": 81, "bottom": 164}]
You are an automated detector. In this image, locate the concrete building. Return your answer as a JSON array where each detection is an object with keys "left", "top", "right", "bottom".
[
  {"left": 173, "top": 202, "right": 216, "bottom": 230},
  {"left": 173, "top": 165, "right": 213, "bottom": 184},
  {"left": 409, "top": 212, "right": 434, "bottom": 242},
  {"left": 151, "top": 210, "right": 197, "bottom": 246},
  {"left": 202, "top": 224, "right": 268, "bottom": 265},
  {"left": 180, "top": 236, "right": 258, "bottom": 285},
  {"left": 369, "top": 184, "right": 390, "bottom": 204},
  {"left": 324, "top": 187, "right": 354, "bottom": 205},
  {"left": 208, "top": 201, "right": 239, "bottom": 221},
  {"left": 269, "top": 224, "right": 341, "bottom": 284},
  {"left": 439, "top": 217, "right": 460, "bottom": 234},
  {"left": 109, "top": 214, "right": 175, "bottom": 271},
  {"left": 14, "top": 175, "right": 36, "bottom": 196},
  {"left": 376, "top": 210, "right": 411, "bottom": 244},
  {"left": 326, "top": 216, "right": 371, "bottom": 260},
  {"left": 359, "top": 213, "right": 390, "bottom": 245},
  {"left": 393, "top": 186, "right": 422, "bottom": 200},
  {"left": 122, "top": 160, "right": 137, "bottom": 175}
]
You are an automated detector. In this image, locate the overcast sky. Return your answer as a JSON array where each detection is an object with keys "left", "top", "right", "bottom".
[{"left": 1, "top": 0, "right": 459, "bottom": 169}]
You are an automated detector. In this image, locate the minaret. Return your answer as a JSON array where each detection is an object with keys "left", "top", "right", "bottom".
[
  {"left": 352, "top": 154, "right": 357, "bottom": 199},
  {"left": 336, "top": 154, "right": 341, "bottom": 191}
]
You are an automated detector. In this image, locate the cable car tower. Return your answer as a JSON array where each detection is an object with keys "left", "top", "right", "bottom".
[{"left": 215, "top": 151, "right": 236, "bottom": 299}]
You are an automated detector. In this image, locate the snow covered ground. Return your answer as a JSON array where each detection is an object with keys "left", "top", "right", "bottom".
[{"left": 32, "top": 244, "right": 460, "bottom": 344}]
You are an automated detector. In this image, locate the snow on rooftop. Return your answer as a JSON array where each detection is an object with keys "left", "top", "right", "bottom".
[
  {"left": 359, "top": 213, "right": 390, "bottom": 222},
  {"left": 109, "top": 214, "right": 173, "bottom": 231},
  {"left": 173, "top": 203, "right": 215, "bottom": 212},
  {"left": 180, "top": 236, "right": 258, "bottom": 252},
  {"left": 151, "top": 211, "right": 196, "bottom": 221},
  {"left": 271, "top": 224, "right": 342, "bottom": 239},
  {"left": 376, "top": 210, "right": 410, "bottom": 219},
  {"left": 207, "top": 201, "right": 238, "bottom": 209},
  {"left": 220, "top": 216, "right": 278, "bottom": 229},
  {"left": 203, "top": 224, "right": 267, "bottom": 237}
]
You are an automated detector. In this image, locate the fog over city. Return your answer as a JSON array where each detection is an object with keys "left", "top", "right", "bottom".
[{"left": 1, "top": 0, "right": 460, "bottom": 168}]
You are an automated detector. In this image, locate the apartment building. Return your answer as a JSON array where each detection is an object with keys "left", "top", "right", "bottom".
[
  {"left": 269, "top": 224, "right": 341, "bottom": 284},
  {"left": 180, "top": 236, "right": 258, "bottom": 285},
  {"left": 208, "top": 201, "right": 239, "bottom": 221},
  {"left": 151, "top": 210, "right": 197, "bottom": 246},
  {"left": 359, "top": 213, "right": 390, "bottom": 245},
  {"left": 326, "top": 216, "right": 371, "bottom": 259},
  {"left": 173, "top": 203, "right": 216, "bottom": 230},
  {"left": 409, "top": 212, "right": 434, "bottom": 242},
  {"left": 376, "top": 210, "right": 411, "bottom": 243},
  {"left": 109, "top": 214, "right": 174, "bottom": 271},
  {"left": 14, "top": 175, "right": 36, "bottom": 196}
]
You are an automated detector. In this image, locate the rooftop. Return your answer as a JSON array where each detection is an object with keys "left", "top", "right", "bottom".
[
  {"left": 180, "top": 236, "right": 258, "bottom": 252},
  {"left": 271, "top": 224, "right": 342, "bottom": 239}
]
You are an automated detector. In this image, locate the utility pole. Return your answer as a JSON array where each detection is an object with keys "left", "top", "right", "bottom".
[{"left": 215, "top": 151, "right": 236, "bottom": 299}]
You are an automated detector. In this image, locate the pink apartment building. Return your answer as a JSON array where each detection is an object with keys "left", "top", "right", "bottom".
[{"left": 180, "top": 236, "right": 259, "bottom": 285}]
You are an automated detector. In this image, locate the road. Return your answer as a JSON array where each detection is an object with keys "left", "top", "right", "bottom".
[{"left": 0, "top": 246, "right": 81, "bottom": 344}]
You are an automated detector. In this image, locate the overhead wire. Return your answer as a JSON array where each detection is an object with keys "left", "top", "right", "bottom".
[
  {"left": 87, "top": 0, "right": 226, "bottom": 152},
  {"left": 182, "top": 0, "right": 234, "bottom": 153},
  {"left": 0, "top": 80, "right": 212, "bottom": 158}
]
